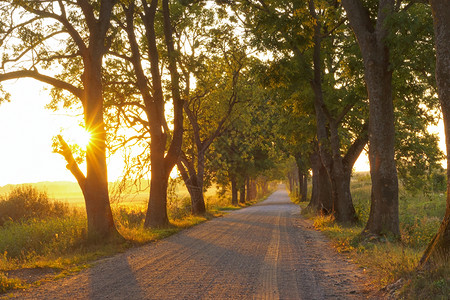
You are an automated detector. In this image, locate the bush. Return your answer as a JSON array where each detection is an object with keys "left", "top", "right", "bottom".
[
  {"left": 0, "top": 215, "right": 86, "bottom": 258},
  {"left": 114, "top": 205, "right": 146, "bottom": 228},
  {"left": 0, "top": 186, "right": 69, "bottom": 226}
]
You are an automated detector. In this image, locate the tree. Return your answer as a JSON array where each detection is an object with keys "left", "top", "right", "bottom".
[
  {"left": 341, "top": 0, "right": 400, "bottom": 237},
  {"left": 208, "top": 81, "right": 279, "bottom": 204},
  {"left": 236, "top": 0, "right": 368, "bottom": 223},
  {"left": 174, "top": 4, "right": 247, "bottom": 215},
  {"left": 420, "top": 0, "right": 450, "bottom": 269},
  {"left": 106, "top": 0, "right": 184, "bottom": 228},
  {"left": 0, "top": 0, "right": 120, "bottom": 240},
  {"left": 388, "top": 4, "right": 443, "bottom": 194}
]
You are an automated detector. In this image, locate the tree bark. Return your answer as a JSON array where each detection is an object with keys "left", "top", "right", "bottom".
[
  {"left": 231, "top": 175, "right": 238, "bottom": 206},
  {"left": 145, "top": 138, "right": 170, "bottom": 227},
  {"left": 73, "top": 0, "right": 119, "bottom": 240},
  {"left": 342, "top": 0, "right": 399, "bottom": 237},
  {"left": 295, "top": 153, "right": 308, "bottom": 202},
  {"left": 420, "top": 0, "right": 450, "bottom": 268},
  {"left": 239, "top": 183, "right": 246, "bottom": 204},
  {"left": 301, "top": 174, "right": 308, "bottom": 202},
  {"left": 328, "top": 119, "right": 358, "bottom": 223},
  {"left": 177, "top": 153, "right": 206, "bottom": 215},
  {"left": 308, "top": 152, "right": 320, "bottom": 210},
  {"left": 308, "top": 149, "right": 332, "bottom": 213},
  {"left": 251, "top": 180, "right": 257, "bottom": 200},
  {"left": 129, "top": 0, "right": 184, "bottom": 228},
  {"left": 246, "top": 177, "right": 251, "bottom": 201},
  {"left": 308, "top": 2, "right": 358, "bottom": 223},
  {"left": 287, "top": 173, "right": 293, "bottom": 193}
]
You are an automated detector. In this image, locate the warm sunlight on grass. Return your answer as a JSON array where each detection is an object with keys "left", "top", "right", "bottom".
[{"left": 297, "top": 173, "right": 449, "bottom": 298}]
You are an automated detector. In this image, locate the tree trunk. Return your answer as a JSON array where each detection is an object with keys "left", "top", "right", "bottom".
[
  {"left": 251, "top": 180, "right": 257, "bottom": 200},
  {"left": 318, "top": 162, "right": 333, "bottom": 214},
  {"left": 189, "top": 184, "right": 205, "bottom": 215},
  {"left": 302, "top": 174, "right": 308, "bottom": 202},
  {"left": 287, "top": 173, "right": 294, "bottom": 193},
  {"left": 82, "top": 46, "right": 119, "bottom": 240},
  {"left": 342, "top": 0, "right": 399, "bottom": 237},
  {"left": 295, "top": 153, "right": 308, "bottom": 202},
  {"left": 328, "top": 120, "right": 358, "bottom": 223},
  {"left": 246, "top": 177, "right": 251, "bottom": 201},
  {"left": 145, "top": 138, "right": 170, "bottom": 227},
  {"left": 308, "top": 150, "right": 332, "bottom": 213},
  {"left": 308, "top": 8, "right": 357, "bottom": 223},
  {"left": 143, "top": 0, "right": 184, "bottom": 228},
  {"left": 239, "top": 183, "right": 246, "bottom": 204},
  {"left": 299, "top": 172, "right": 308, "bottom": 202},
  {"left": 308, "top": 152, "right": 320, "bottom": 210},
  {"left": 192, "top": 151, "right": 207, "bottom": 215},
  {"left": 231, "top": 176, "right": 238, "bottom": 206},
  {"left": 420, "top": 0, "right": 450, "bottom": 268},
  {"left": 309, "top": 31, "right": 336, "bottom": 216}
]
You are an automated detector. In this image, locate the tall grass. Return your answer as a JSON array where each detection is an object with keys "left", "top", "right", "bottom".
[{"left": 300, "top": 172, "right": 449, "bottom": 299}]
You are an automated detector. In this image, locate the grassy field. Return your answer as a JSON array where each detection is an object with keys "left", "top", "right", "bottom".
[
  {"left": 0, "top": 181, "right": 274, "bottom": 294},
  {"left": 297, "top": 172, "right": 449, "bottom": 299}
]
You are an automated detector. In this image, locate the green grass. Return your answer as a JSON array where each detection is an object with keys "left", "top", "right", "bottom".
[
  {"left": 0, "top": 183, "right": 275, "bottom": 294},
  {"left": 298, "top": 172, "right": 448, "bottom": 299}
]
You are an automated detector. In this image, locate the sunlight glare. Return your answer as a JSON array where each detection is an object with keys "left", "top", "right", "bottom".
[{"left": 68, "top": 126, "right": 92, "bottom": 149}]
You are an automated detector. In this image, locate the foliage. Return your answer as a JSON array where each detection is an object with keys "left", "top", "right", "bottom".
[
  {"left": 0, "top": 186, "right": 69, "bottom": 226},
  {"left": 0, "top": 272, "right": 23, "bottom": 293},
  {"left": 0, "top": 214, "right": 86, "bottom": 259}
]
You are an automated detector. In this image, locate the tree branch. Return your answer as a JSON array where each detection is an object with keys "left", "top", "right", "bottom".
[
  {"left": 0, "top": 69, "right": 84, "bottom": 100},
  {"left": 55, "top": 135, "right": 86, "bottom": 191}
]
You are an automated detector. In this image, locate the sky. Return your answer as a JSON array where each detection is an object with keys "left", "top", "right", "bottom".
[
  {"left": 0, "top": 79, "right": 446, "bottom": 186},
  {"left": 0, "top": 79, "right": 124, "bottom": 186}
]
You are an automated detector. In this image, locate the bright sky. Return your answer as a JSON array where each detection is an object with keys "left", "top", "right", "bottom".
[
  {"left": 0, "top": 79, "right": 446, "bottom": 186},
  {"left": 0, "top": 79, "right": 124, "bottom": 186}
]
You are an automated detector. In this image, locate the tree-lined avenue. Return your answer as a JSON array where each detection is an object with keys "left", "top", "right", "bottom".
[{"left": 10, "top": 186, "right": 370, "bottom": 299}]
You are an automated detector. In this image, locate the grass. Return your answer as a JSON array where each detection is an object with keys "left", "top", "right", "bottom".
[
  {"left": 297, "top": 172, "right": 449, "bottom": 299},
  {"left": 0, "top": 183, "right": 274, "bottom": 294}
]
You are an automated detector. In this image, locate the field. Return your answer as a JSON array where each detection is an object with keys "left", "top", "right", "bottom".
[
  {"left": 0, "top": 180, "right": 273, "bottom": 293},
  {"left": 297, "top": 172, "right": 449, "bottom": 299}
]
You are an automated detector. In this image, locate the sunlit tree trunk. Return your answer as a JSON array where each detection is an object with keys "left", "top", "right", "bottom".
[
  {"left": 82, "top": 54, "right": 119, "bottom": 239},
  {"left": 123, "top": 0, "right": 183, "bottom": 228},
  {"left": 420, "top": 0, "right": 450, "bottom": 268},
  {"left": 145, "top": 128, "right": 170, "bottom": 227}
]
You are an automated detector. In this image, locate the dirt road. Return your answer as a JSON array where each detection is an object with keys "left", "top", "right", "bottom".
[{"left": 9, "top": 186, "right": 371, "bottom": 299}]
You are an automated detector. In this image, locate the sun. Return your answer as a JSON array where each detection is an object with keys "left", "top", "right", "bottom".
[{"left": 69, "top": 126, "right": 92, "bottom": 149}]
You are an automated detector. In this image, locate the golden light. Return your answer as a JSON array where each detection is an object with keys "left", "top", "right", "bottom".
[{"left": 68, "top": 126, "right": 92, "bottom": 149}]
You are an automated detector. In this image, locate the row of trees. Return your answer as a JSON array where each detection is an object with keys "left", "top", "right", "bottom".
[
  {"left": 0, "top": 0, "right": 281, "bottom": 239},
  {"left": 235, "top": 0, "right": 448, "bottom": 269},
  {"left": 0, "top": 0, "right": 448, "bottom": 270}
]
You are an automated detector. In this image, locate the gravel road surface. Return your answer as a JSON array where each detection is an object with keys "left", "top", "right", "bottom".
[{"left": 7, "top": 186, "right": 371, "bottom": 299}]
